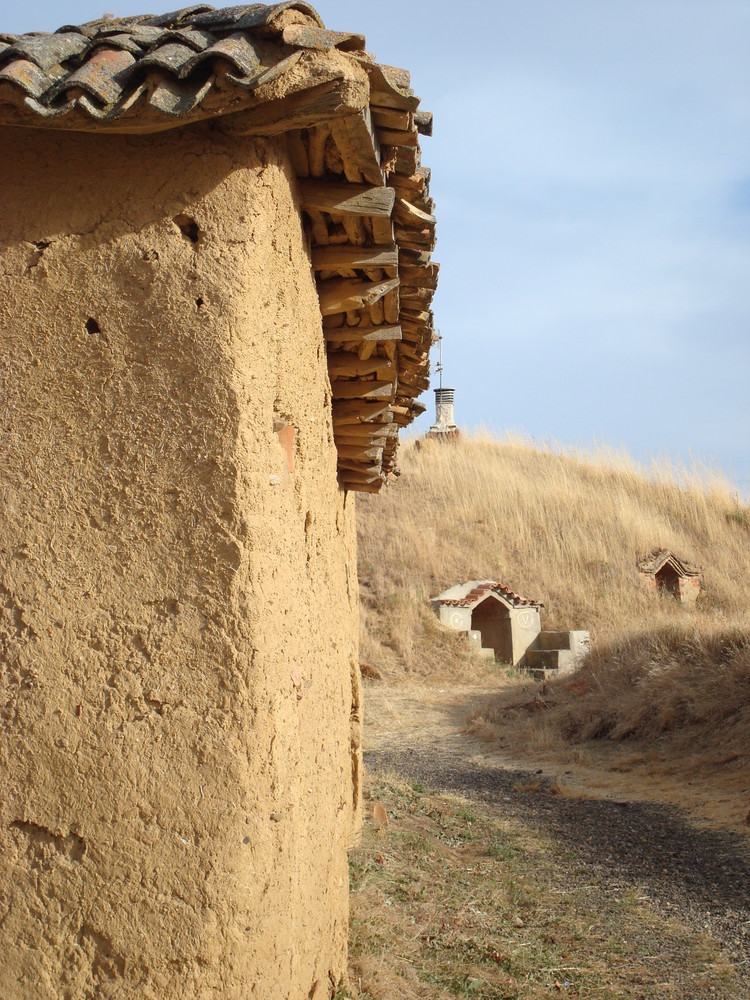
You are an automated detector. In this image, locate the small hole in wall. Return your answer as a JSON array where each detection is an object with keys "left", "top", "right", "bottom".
[
  {"left": 85, "top": 318, "right": 101, "bottom": 335},
  {"left": 273, "top": 410, "right": 297, "bottom": 477},
  {"left": 174, "top": 214, "right": 200, "bottom": 244},
  {"left": 195, "top": 297, "right": 204, "bottom": 309}
]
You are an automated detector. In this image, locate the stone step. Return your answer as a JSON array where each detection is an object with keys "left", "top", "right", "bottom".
[
  {"left": 525, "top": 648, "right": 576, "bottom": 675},
  {"left": 537, "top": 631, "right": 573, "bottom": 651},
  {"left": 537, "top": 630, "right": 591, "bottom": 658}
]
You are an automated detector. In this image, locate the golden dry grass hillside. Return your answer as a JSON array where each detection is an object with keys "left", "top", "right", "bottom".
[{"left": 356, "top": 433, "right": 750, "bottom": 826}]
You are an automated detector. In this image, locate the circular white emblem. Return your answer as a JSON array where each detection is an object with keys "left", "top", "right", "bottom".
[
  {"left": 449, "top": 611, "right": 464, "bottom": 628},
  {"left": 517, "top": 610, "right": 535, "bottom": 630}
]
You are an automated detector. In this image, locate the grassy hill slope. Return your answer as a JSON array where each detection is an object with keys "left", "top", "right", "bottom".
[{"left": 356, "top": 434, "right": 750, "bottom": 826}]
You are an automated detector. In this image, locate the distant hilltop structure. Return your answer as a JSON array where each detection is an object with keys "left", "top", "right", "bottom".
[
  {"left": 428, "top": 387, "right": 460, "bottom": 439},
  {"left": 427, "top": 332, "right": 460, "bottom": 439}
]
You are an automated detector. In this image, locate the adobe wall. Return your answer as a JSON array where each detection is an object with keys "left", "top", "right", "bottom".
[{"left": 0, "top": 123, "right": 360, "bottom": 999}]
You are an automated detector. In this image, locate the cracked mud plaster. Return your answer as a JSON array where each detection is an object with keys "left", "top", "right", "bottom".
[{"left": 0, "top": 123, "right": 361, "bottom": 999}]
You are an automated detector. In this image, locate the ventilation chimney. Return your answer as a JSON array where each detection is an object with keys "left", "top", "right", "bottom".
[
  {"left": 428, "top": 387, "right": 459, "bottom": 438},
  {"left": 427, "top": 331, "right": 460, "bottom": 439}
]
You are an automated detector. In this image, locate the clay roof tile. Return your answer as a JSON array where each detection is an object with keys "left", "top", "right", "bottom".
[
  {"left": 435, "top": 581, "right": 542, "bottom": 609},
  {"left": 0, "top": 30, "right": 89, "bottom": 71},
  {"left": 0, "top": 58, "right": 50, "bottom": 98},
  {"left": 50, "top": 47, "right": 137, "bottom": 106}
]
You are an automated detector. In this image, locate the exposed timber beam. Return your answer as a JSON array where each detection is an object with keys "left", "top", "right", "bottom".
[
  {"left": 324, "top": 324, "right": 402, "bottom": 345},
  {"left": 298, "top": 179, "right": 395, "bottom": 217},
  {"left": 312, "top": 244, "right": 398, "bottom": 270},
  {"left": 317, "top": 277, "right": 399, "bottom": 315}
]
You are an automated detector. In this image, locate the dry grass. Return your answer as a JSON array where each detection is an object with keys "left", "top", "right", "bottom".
[
  {"left": 345, "top": 773, "right": 740, "bottom": 998},
  {"left": 356, "top": 433, "right": 750, "bottom": 823},
  {"left": 357, "top": 433, "right": 750, "bottom": 651}
]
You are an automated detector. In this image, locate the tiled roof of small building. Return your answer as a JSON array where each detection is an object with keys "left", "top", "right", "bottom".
[
  {"left": 638, "top": 550, "right": 700, "bottom": 578},
  {"left": 0, "top": 4, "right": 437, "bottom": 493},
  {"left": 433, "top": 580, "right": 541, "bottom": 609}
]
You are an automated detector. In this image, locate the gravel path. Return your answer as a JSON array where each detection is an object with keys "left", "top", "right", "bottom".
[{"left": 365, "top": 744, "right": 750, "bottom": 988}]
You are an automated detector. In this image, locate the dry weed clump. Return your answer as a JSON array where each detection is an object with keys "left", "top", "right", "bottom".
[{"left": 474, "top": 626, "right": 750, "bottom": 752}]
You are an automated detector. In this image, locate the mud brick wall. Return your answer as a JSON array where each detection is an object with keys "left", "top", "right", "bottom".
[{"left": 0, "top": 124, "right": 360, "bottom": 999}]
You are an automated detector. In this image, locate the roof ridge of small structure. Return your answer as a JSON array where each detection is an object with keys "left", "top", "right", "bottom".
[
  {"left": 0, "top": 2, "right": 437, "bottom": 494},
  {"left": 638, "top": 549, "right": 700, "bottom": 577},
  {"left": 433, "top": 579, "right": 542, "bottom": 608}
]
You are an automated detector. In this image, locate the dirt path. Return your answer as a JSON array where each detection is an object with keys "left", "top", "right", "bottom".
[{"left": 363, "top": 682, "right": 750, "bottom": 988}]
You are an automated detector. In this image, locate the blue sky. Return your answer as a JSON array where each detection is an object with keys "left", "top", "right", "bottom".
[{"left": 5, "top": 1, "right": 750, "bottom": 492}]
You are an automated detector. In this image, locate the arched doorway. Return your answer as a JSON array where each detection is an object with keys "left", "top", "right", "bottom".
[{"left": 471, "top": 595, "right": 513, "bottom": 662}]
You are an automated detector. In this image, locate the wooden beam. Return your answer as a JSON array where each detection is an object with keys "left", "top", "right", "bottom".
[
  {"left": 377, "top": 127, "right": 418, "bottom": 148},
  {"left": 338, "top": 461, "right": 384, "bottom": 477},
  {"left": 221, "top": 78, "right": 363, "bottom": 137},
  {"left": 370, "top": 216, "right": 395, "bottom": 245},
  {"left": 390, "top": 409, "right": 413, "bottom": 426},
  {"left": 334, "top": 418, "right": 398, "bottom": 437},
  {"left": 298, "top": 179, "right": 395, "bottom": 217},
  {"left": 398, "top": 247, "right": 431, "bottom": 265},
  {"left": 401, "top": 287, "right": 435, "bottom": 308},
  {"left": 330, "top": 107, "right": 384, "bottom": 187},
  {"left": 312, "top": 244, "right": 398, "bottom": 270},
  {"left": 367, "top": 295, "right": 385, "bottom": 326},
  {"left": 335, "top": 430, "right": 389, "bottom": 446},
  {"left": 400, "top": 307, "right": 432, "bottom": 324},
  {"left": 399, "top": 372, "right": 430, "bottom": 391},
  {"left": 395, "top": 236, "right": 436, "bottom": 254},
  {"left": 371, "top": 107, "right": 412, "bottom": 130},
  {"left": 328, "top": 354, "right": 395, "bottom": 378},
  {"left": 342, "top": 215, "right": 367, "bottom": 246},
  {"left": 286, "top": 130, "right": 309, "bottom": 176},
  {"left": 336, "top": 444, "right": 385, "bottom": 462},
  {"left": 317, "top": 277, "right": 399, "bottom": 316},
  {"left": 393, "top": 197, "right": 436, "bottom": 227},
  {"left": 383, "top": 287, "right": 400, "bottom": 325},
  {"left": 358, "top": 339, "right": 377, "bottom": 362},
  {"left": 388, "top": 173, "right": 426, "bottom": 198},
  {"left": 399, "top": 344, "right": 428, "bottom": 364},
  {"left": 331, "top": 379, "right": 395, "bottom": 400},
  {"left": 324, "top": 324, "right": 402, "bottom": 344},
  {"left": 335, "top": 424, "right": 397, "bottom": 443},
  {"left": 400, "top": 263, "right": 439, "bottom": 288},
  {"left": 390, "top": 144, "right": 419, "bottom": 176},
  {"left": 339, "top": 478, "right": 383, "bottom": 494},
  {"left": 308, "top": 125, "right": 328, "bottom": 178},
  {"left": 307, "top": 208, "right": 330, "bottom": 245},
  {"left": 332, "top": 400, "right": 393, "bottom": 423}
]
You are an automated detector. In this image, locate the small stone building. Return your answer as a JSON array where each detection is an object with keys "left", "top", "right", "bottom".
[
  {"left": 0, "top": 5, "right": 437, "bottom": 998},
  {"left": 638, "top": 550, "right": 701, "bottom": 604},
  {"left": 432, "top": 580, "right": 542, "bottom": 666}
]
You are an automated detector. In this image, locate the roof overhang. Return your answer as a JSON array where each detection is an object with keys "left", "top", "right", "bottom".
[{"left": 0, "top": 2, "right": 437, "bottom": 493}]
